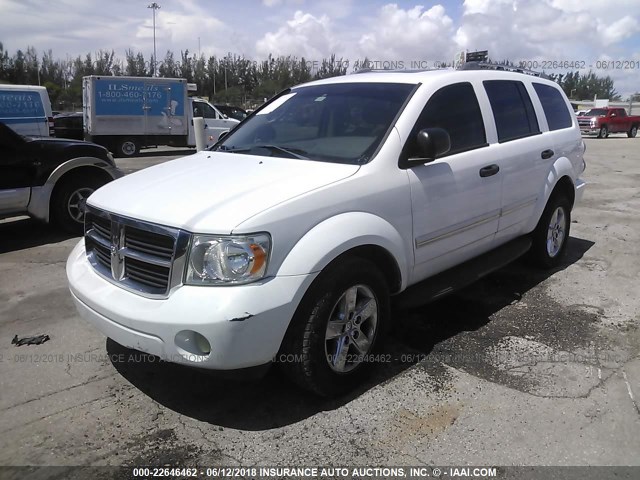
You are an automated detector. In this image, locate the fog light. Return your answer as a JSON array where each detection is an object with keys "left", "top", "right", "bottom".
[{"left": 174, "top": 330, "right": 211, "bottom": 361}]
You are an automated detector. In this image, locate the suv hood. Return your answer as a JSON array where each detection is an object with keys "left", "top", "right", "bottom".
[
  {"left": 24, "top": 136, "right": 112, "bottom": 163},
  {"left": 88, "top": 151, "right": 360, "bottom": 233}
]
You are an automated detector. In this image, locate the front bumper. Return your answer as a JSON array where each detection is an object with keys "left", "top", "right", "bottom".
[
  {"left": 579, "top": 127, "right": 599, "bottom": 135},
  {"left": 66, "top": 239, "right": 316, "bottom": 370}
]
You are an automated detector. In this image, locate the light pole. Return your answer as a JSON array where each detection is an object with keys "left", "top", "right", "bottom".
[{"left": 148, "top": 2, "right": 161, "bottom": 76}]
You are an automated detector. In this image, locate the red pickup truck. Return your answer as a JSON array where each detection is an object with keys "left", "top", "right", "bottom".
[{"left": 577, "top": 107, "right": 640, "bottom": 138}]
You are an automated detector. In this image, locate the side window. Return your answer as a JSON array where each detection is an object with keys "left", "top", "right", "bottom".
[
  {"left": 201, "top": 103, "right": 218, "bottom": 119},
  {"left": 484, "top": 80, "right": 540, "bottom": 142},
  {"left": 532, "top": 83, "right": 573, "bottom": 131},
  {"left": 193, "top": 103, "right": 204, "bottom": 118},
  {"left": 405, "top": 82, "right": 487, "bottom": 158}
]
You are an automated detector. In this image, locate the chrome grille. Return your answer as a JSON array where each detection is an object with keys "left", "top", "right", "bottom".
[
  {"left": 577, "top": 118, "right": 592, "bottom": 128},
  {"left": 84, "top": 206, "right": 190, "bottom": 298}
]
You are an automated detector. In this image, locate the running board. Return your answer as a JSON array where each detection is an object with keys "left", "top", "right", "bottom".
[{"left": 395, "top": 236, "right": 532, "bottom": 309}]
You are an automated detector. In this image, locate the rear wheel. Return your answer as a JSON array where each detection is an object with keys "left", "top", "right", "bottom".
[
  {"left": 52, "top": 176, "right": 105, "bottom": 234},
  {"left": 279, "top": 257, "right": 390, "bottom": 397},
  {"left": 528, "top": 194, "right": 571, "bottom": 269},
  {"left": 628, "top": 125, "right": 638, "bottom": 138},
  {"left": 597, "top": 125, "right": 608, "bottom": 138},
  {"left": 116, "top": 138, "right": 140, "bottom": 157}
]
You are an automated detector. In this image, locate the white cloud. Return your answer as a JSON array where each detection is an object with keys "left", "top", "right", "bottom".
[
  {"left": 136, "top": 11, "right": 236, "bottom": 57},
  {"left": 357, "top": 4, "right": 456, "bottom": 61},
  {"left": 0, "top": 0, "right": 638, "bottom": 96},
  {"left": 256, "top": 11, "right": 340, "bottom": 59},
  {"left": 455, "top": 0, "right": 640, "bottom": 61},
  {"left": 463, "top": 0, "right": 513, "bottom": 15},
  {"left": 599, "top": 16, "right": 640, "bottom": 46}
]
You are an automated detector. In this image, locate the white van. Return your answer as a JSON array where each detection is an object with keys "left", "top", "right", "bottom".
[{"left": 0, "top": 84, "right": 54, "bottom": 136}]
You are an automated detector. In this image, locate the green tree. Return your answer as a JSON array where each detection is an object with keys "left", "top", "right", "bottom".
[{"left": 552, "top": 70, "right": 620, "bottom": 100}]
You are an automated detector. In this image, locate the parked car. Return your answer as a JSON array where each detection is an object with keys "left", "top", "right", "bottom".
[
  {"left": 214, "top": 104, "right": 248, "bottom": 121},
  {"left": 53, "top": 112, "right": 84, "bottom": 140},
  {"left": 0, "top": 121, "right": 122, "bottom": 233},
  {"left": 577, "top": 107, "right": 640, "bottom": 138},
  {"left": 67, "top": 69, "right": 586, "bottom": 396}
]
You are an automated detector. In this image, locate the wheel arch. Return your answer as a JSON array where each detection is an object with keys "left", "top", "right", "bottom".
[
  {"left": 28, "top": 158, "right": 118, "bottom": 223},
  {"left": 275, "top": 212, "right": 410, "bottom": 294},
  {"left": 525, "top": 155, "right": 577, "bottom": 234}
]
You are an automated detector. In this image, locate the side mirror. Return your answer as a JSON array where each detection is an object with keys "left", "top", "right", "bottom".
[
  {"left": 403, "top": 128, "right": 451, "bottom": 168},
  {"left": 610, "top": 113, "right": 616, "bottom": 117}
]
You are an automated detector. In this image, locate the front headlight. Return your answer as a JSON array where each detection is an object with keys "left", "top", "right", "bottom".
[
  {"left": 185, "top": 233, "right": 271, "bottom": 285},
  {"left": 590, "top": 118, "right": 597, "bottom": 127}
]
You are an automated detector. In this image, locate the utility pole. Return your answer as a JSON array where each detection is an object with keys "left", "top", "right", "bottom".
[{"left": 148, "top": 2, "right": 161, "bottom": 76}]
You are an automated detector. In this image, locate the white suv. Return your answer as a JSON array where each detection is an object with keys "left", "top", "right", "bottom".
[{"left": 67, "top": 69, "right": 586, "bottom": 396}]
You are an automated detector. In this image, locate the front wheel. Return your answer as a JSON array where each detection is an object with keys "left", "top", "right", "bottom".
[
  {"left": 597, "top": 125, "right": 608, "bottom": 138},
  {"left": 528, "top": 194, "right": 571, "bottom": 269},
  {"left": 52, "top": 176, "right": 105, "bottom": 234},
  {"left": 628, "top": 125, "right": 638, "bottom": 138},
  {"left": 279, "top": 257, "right": 390, "bottom": 397}
]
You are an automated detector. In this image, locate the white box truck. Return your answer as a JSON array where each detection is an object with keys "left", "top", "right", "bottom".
[{"left": 82, "top": 76, "right": 239, "bottom": 157}]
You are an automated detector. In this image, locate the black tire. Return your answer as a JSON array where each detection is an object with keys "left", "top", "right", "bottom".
[
  {"left": 52, "top": 175, "right": 105, "bottom": 234},
  {"left": 628, "top": 125, "right": 638, "bottom": 138},
  {"left": 279, "top": 257, "right": 390, "bottom": 397},
  {"left": 597, "top": 125, "right": 608, "bottom": 138},
  {"left": 528, "top": 194, "right": 571, "bottom": 269},
  {"left": 116, "top": 138, "right": 140, "bottom": 157}
]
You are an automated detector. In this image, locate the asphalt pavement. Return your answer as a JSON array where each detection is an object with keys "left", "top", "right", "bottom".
[{"left": 0, "top": 137, "right": 638, "bottom": 471}]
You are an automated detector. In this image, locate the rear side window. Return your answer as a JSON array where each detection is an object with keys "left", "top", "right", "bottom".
[
  {"left": 533, "top": 83, "right": 573, "bottom": 131},
  {"left": 484, "top": 80, "right": 540, "bottom": 142},
  {"left": 405, "top": 82, "right": 487, "bottom": 158}
]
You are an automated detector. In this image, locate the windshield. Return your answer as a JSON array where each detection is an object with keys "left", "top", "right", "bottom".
[
  {"left": 213, "top": 82, "right": 416, "bottom": 164},
  {"left": 585, "top": 109, "right": 607, "bottom": 116}
]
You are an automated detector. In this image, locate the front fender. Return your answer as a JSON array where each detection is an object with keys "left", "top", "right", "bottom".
[{"left": 277, "top": 212, "right": 410, "bottom": 291}]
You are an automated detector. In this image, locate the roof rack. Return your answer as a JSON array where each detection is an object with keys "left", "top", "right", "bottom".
[
  {"left": 352, "top": 68, "right": 434, "bottom": 74},
  {"left": 459, "top": 61, "right": 549, "bottom": 79}
]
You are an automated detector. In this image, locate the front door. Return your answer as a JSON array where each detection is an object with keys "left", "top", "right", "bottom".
[
  {"left": 405, "top": 82, "right": 501, "bottom": 282},
  {"left": 0, "top": 124, "right": 32, "bottom": 215}
]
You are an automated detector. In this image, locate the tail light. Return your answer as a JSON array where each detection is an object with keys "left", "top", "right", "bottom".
[{"left": 48, "top": 116, "right": 55, "bottom": 136}]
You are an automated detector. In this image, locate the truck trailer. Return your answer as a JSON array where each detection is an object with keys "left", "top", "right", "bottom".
[{"left": 83, "top": 76, "right": 239, "bottom": 157}]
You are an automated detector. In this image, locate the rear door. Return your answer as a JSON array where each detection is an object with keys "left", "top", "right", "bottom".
[
  {"left": 480, "top": 79, "right": 549, "bottom": 242},
  {"left": 610, "top": 108, "right": 627, "bottom": 133}
]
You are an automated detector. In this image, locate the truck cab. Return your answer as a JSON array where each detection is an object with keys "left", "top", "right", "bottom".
[{"left": 188, "top": 97, "right": 240, "bottom": 147}]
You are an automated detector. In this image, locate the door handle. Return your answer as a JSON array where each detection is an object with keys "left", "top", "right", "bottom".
[
  {"left": 541, "top": 149, "right": 554, "bottom": 159},
  {"left": 479, "top": 164, "right": 500, "bottom": 177}
]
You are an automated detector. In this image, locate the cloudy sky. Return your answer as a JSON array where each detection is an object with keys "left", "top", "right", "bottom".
[{"left": 1, "top": 0, "right": 639, "bottom": 95}]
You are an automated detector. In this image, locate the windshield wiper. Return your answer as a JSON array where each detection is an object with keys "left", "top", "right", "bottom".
[{"left": 218, "top": 144, "right": 309, "bottom": 160}]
